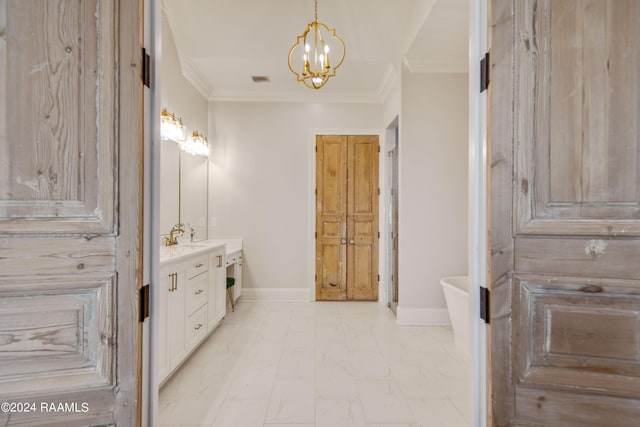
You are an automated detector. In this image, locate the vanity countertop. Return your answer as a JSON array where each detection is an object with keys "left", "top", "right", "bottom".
[{"left": 159, "top": 238, "right": 242, "bottom": 265}]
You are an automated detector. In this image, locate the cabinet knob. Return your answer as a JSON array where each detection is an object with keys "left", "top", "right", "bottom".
[
  {"left": 195, "top": 289, "right": 204, "bottom": 295},
  {"left": 194, "top": 323, "right": 203, "bottom": 330},
  {"left": 195, "top": 262, "right": 204, "bottom": 268}
]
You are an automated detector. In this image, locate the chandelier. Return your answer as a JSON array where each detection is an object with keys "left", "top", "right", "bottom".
[{"left": 288, "top": 0, "right": 345, "bottom": 89}]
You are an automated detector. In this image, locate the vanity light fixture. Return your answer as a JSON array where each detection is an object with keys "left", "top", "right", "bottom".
[
  {"left": 161, "top": 108, "right": 186, "bottom": 142},
  {"left": 180, "top": 130, "right": 209, "bottom": 157},
  {"left": 288, "top": 0, "right": 345, "bottom": 89}
]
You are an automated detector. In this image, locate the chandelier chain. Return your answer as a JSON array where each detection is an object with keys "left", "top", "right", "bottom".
[{"left": 314, "top": 0, "right": 318, "bottom": 22}]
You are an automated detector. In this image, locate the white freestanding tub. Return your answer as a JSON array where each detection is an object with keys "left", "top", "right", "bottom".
[{"left": 440, "top": 276, "right": 469, "bottom": 355}]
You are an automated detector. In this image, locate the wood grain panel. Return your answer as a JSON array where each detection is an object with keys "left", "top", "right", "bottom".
[
  {"left": 0, "top": 276, "right": 114, "bottom": 395},
  {"left": 0, "top": 236, "right": 115, "bottom": 274},
  {"left": 316, "top": 135, "right": 347, "bottom": 300},
  {"left": 515, "top": 237, "right": 640, "bottom": 280},
  {"left": 347, "top": 135, "right": 378, "bottom": 301},
  {"left": 489, "top": 0, "right": 516, "bottom": 423},
  {"left": 0, "top": 0, "right": 116, "bottom": 234},
  {"left": 492, "top": 0, "right": 640, "bottom": 424},
  {"left": 0, "top": 0, "right": 142, "bottom": 424},
  {"left": 515, "top": 387, "right": 640, "bottom": 427},
  {"left": 515, "top": 276, "right": 640, "bottom": 397},
  {"left": 515, "top": 0, "right": 640, "bottom": 236},
  {"left": 318, "top": 243, "right": 345, "bottom": 300}
]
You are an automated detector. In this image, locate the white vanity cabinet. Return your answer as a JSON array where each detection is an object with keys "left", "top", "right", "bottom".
[
  {"left": 159, "top": 254, "right": 209, "bottom": 384},
  {"left": 158, "top": 240, "right": 241, "bottom": 385}
]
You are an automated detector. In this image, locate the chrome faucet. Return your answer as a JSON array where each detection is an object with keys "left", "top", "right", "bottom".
[{"left": 165, "top": 224, "right": 184, "bottom": 246}]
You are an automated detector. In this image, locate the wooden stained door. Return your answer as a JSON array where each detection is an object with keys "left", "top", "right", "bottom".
[
  {"left": 0, "top": 1, "right": 143, "bottom": 426},
  {"left": 316, "top": 135, "right": 379, "bottom": 301},
  {"left": 490, "top": 1, "right": 640, "bottom": 425}
]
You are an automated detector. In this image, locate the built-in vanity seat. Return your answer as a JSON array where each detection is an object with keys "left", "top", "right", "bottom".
[{"left": 158, "top": 239, "right": 242, "bottom": 385}]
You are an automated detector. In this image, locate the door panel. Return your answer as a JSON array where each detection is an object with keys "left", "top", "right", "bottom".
[
  {"left": 514, "top": 0, "right": 640, "bottom": 236},
  {"left": 316, "top": 135, "right": 378, "bottom": 301},
  {"left": 491, "top": 0, "right": 640, "bottom": 425},
  {"left": 316, "top": 135, "right": 347, "bottom": 300},
  {"left": 1, "top": 0, "right": 116, "bottom": 234},
  {"left": 0, "top": 0, "right": 142, "bottom": 425},
  {"left": 347, "top": 136, "right": 379, "bottom": 300}
]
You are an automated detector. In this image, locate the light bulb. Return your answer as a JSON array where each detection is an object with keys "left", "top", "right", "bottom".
[
  {"left": 305, "top": 44, "right": 310, "bottom": 52},
  {"left": 324, "top": 45, "right": 329, "bottom": 53}
]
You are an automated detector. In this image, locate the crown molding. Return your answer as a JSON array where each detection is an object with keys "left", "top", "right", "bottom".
[
  {"left": 209, "top": 90, "right": 383, "bottom": 104},
  {"left": 376, "top": 64, "right": 399, "bottom": 103},
  {"left": 403, "top": 58, "right": 468, "bottom": 74},
  {"left": 181, "top": 60, "right": 214, "bottom": 100}
]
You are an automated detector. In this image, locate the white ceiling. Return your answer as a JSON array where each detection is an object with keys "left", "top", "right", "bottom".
[{"left": 162, "top": 0, "right": 469, "bottom": 103}]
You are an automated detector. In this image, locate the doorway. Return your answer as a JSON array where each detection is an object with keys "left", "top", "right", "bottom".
[
  {"left": 386, "top": 122, "right": 399, "bottom": 314},
  {"left": 315, "top": 134, "right": 380, "bottom": 301}
]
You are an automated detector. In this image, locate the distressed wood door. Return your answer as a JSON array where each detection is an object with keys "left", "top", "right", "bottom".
[
  {"left": 490, "top": 1, "right": 640, "bottom": 426},
  {"left": 316, "top": 135, "right": 378, "bottom": 301},
  {"left": 346, "top": 136, "right": 379, "bottom": 300},
  {"left": 0, "top": 1, "right": 143, "bottom": 426}
]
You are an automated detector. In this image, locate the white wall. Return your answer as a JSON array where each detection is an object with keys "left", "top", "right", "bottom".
[
  {"left": 396, "top": 68, "right": 469, "bottom": 325},
  {"left": 161, "top": 12, "right": 208, "bottom": 133},
  {"left": 208, "top": 102, "right": 382, "bottom": 297}
]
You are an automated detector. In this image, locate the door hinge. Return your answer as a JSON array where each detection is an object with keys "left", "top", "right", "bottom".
[
  {"left": 377, "top": 274, "right": 380, "bottom": 282},
  {"left": 480, "top": 286, "right": 490, "bottom": 324},
  {"left": 315, "top": 231, "right": 317, "bottom": 239},
  {"left": 378, "top": 188, "right": 380, "bottom": 196},
  {"left": 315, "top": 274, "right": 317, "bottom": 282},
  {"left": 142, "top": 48, "right": 151, "bottom": 88},
  {"left": 480, "top": 52, "right": 490, "bottom": 93},
  {"left": 139, "top": 284, "right": 150, "bottom": 322},
  {"left": 378, "top": 231, "right": 380, "bottom": 238}
]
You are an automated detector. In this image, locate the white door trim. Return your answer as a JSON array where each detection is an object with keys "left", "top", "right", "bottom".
[
  {"left": 469, "top": 0, "right": 489, "bottom": 425},
  {"left": 147, "top": 0, "right": 162, "bottom": 424}
]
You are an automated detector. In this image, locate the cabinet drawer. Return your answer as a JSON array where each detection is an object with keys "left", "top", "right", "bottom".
[
  {"left": 187, "top": 256, "right": 208, "bottom": 278},
  {"left": 186, "top": 306, "right": 207, "bottom": 349},
  {"left": 186, "top": 272, "right": 207, "bottom": 315}
]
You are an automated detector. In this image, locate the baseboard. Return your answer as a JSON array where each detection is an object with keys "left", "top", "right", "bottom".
[
  {"left": 396, "top": 307, "right": 451, "bottom": 326},
  {"left": 240, "top": 288, "right": 311, "bottom": 302}
]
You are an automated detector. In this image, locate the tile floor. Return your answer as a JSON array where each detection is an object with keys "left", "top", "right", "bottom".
[{"left": 159, "top": 301, "right": 470, "bottom": 427}]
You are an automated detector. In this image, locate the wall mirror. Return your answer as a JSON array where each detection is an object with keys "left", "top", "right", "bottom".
[{"left": 160, "top": 138, "right": 208, "bottom": 242}]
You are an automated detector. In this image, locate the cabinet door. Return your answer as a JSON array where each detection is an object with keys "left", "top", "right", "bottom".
[
  {"left": 167, "top": 267, "right": 186, "bottom": 370},
  {"left": 234, "top": 254, "right": 243, "bottom": 301},
  {"left": 208, "top": 250, "right": 226, "bottom": 329},
  {"left": 157, "top": 268, "right": 171, "bottom": 383}
]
